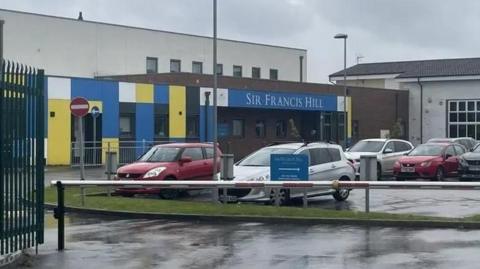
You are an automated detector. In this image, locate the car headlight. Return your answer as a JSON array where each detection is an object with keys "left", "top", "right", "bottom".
[
  {"left": 144, "top": 167, "right": 166, "bottom": 178},
  {"left": 394, "top": 161, "right": 400, "bottom": 167},
  {"left": 459, "top": 158, "right": 468, "bottom": 166},
  {"left": 420, "top": 161, "right": 432, "bottom": 167}
]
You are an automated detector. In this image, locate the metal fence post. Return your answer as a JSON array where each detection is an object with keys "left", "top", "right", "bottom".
[
  {"left": 274, "top": 188, "right": 280, "bottom": 207},
  {"left": 365, "top": 187, "right": 370, "bottom": 213},
  {"left": 303, "top": 188, "right": 308, "bottom": 208},
  {"left": 54, "top": 182, "right": 65, "bottom": 251},
  {"left": 106, "top": 142, "right": 111, "bottom": 197}
]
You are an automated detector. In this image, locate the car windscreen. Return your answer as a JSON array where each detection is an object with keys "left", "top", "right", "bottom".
[
  {"left": 237, "top": 148, "right": 296, "bottom": 166},
  {"left": 138, "top": 147, "right": 181, "bottom": 162},
  {"left": 473, "top": 144, "right": 480, "bottom": 153},
  {"left": 348, "top": 141, "right": 385, "bottom": 153},
  {"left": 408, "top": 144, "right": 444, "bottom": 156}
]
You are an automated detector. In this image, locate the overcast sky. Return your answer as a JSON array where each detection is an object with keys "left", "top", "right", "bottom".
[{"left": 3, "top": 0, "right": 480, "bottom": 82}]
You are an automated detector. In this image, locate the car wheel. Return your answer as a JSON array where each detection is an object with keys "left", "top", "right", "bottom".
[
  {"left": 159, "top": 176, "right": 180, "bottom": 199},
  {"left": 434, "top": 167, "right": 444, "bottom": 181},
  {"left": 268, "top": 189, "right": 290, "bottom": 206},
  {"left": 333, "top": 176, "right": 350, "bottom": 201},
  {"left": 120, "top": 193, "right": 134, "bottom": 198}
]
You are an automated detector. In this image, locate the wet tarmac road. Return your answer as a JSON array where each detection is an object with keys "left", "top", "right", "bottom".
[{"left": 14, "top": 213, "right": 480, "bottom": 269}]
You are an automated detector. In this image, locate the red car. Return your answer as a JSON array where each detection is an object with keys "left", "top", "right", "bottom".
[
  {"left": 115, "top": 143, "right": 221, "bottom": 198},
  {"left": 393, "top": 142, "right": 466, "bottom": 181}
]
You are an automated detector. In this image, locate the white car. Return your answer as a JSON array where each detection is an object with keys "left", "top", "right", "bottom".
[
  {"left": 222, "top": 142, "right": 355, "bottom": 205},
  {"left": 345, "top": 138, "right": 413, "bottom": 179}
]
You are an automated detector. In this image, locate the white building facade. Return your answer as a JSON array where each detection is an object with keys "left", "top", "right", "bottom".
[
  {"left": 330, "top": 58, "right": 480, "bottom": 145},
  {"left": 0, "top": 9, "right": 307, "bottom": 81}
]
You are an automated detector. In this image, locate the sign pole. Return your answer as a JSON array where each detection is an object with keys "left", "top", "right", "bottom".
[
  {"left": 79, "top": 116, "right": 86, "bottom": 206},
  {"left": 93, "top": 115, "right": 96, "bottom": 165}
]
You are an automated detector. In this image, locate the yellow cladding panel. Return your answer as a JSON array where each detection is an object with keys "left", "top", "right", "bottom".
[
  {"left": 47, "top": 100, "right": 71, "bottom": 165},
  {"left": 136, "top": 83, "right": 154, "bottom": 103},
  {"left": 169, "top": 85, "right": 186, "bottom": 138},
  {"left": 88, "top": 101, "right": 103, "bottom": 112},
  {"left": 347, "top": 96, "right": 352, "bottom": 137},
  {"left": 102, "top": 138, "right": 119, "bottom": 165}
]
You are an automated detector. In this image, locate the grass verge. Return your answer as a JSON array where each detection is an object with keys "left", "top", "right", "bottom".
[{"left": 44, "top": 187, "right": 475, "bottom": 222}]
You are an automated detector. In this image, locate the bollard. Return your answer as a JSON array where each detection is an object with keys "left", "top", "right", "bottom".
[
  {"left": 303, "top": 188, "right": 308, "bottom": 208},
  {"left": 54, "top": 181, "right": 65, "bottom": 251},
  {"left": 365, "top": 187, "right": 370, "bottom": 213},
  {"left": 274, "top": 188, "right": 280, "bottom": 207}
]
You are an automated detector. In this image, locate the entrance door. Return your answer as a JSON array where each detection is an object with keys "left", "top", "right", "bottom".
[{"left": 71, "top": 113, "right": 103, "bottom": 166}]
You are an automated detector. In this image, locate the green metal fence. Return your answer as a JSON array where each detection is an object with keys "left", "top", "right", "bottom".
[{"left": 0, "top": 60, "right": 44, "bottom": 255}]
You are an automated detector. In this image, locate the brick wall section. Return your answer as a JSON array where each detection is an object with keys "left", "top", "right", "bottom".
[{"left": 99, "top": 72, "right": 409, "bottom": 143}]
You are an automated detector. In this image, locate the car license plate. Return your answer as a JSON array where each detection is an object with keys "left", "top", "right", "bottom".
[
  {"left": 470, "top": 166, "right": 480, "bottom": 171},
  {"left": 401, "top": 167, "right": 415, "bottom": 173}
]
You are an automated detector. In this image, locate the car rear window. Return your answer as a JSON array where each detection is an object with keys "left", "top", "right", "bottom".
[
  {"left": 182, "top": 148, "right": 204, "bottom": 161},
  {"left": 309, "top": 148, "right": 332, "bottom": 165},
  {"left": 327, "top": 148, "right": 341, "bottom": 161}
]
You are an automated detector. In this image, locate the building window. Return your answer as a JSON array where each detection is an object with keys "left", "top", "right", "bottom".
[
  {"left": 252, "top": 67, "right": 261, "bottom": 79},
  {"left": 276, "top": 120, "right": 286, "bottom": 138},
  {"left": 216, "top": 63, "right": 223, "bottom": 75},
  {"left": 255, "top": 120, "right": 266, "bottom": 137},
  {"left": 192, "top": 61, "right": 203, "bottom": 74},
  {"left": 154, "top": 115, "right": 168, "bottom": 138},
  {"left": 270, "top": 69, "right": 278, "bottom": 80},
  {"left": 447, "top": 100, "right": 480, "bottom": 139},
  {"left": 146, "top": 57, "right": 158, "bottom": 74},
  {"left": 119, "top": 114, "right": 134, "bottom": 136},
  {"left": 187, "top": 116, "right": 199, "bottom": 138},
  {"left": 170, "top": 59, "right": 181, "bottom": 73},
  {"left": 233, "top": 65, "right": 242, "bottom": 77},
  {"left": 232, "top": 119, "right": 244, "bottom": 137}
]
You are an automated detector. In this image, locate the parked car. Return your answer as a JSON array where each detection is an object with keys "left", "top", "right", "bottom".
[
  {"left": 393, "top": 143, "right": 466, "bottom": 181},
  {"left": 458, "top": 143, "right": 480, "bottom": 181},
  {"left": 427, "top": 137, "right": 477, "bottom": 151},
  {"left": 221, "top": 142, "right": 355, "bottom": 205},
  {"left": 115, "top": 143, "right": 221, "bottom": 199},
  {"left": 344, "top": 139, "right": 413, "bottom": 179}
]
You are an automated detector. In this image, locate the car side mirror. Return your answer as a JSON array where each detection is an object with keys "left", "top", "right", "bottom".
[
  {"left": 445, "top": 154, "right": 452, "bottom": 160},
  {"left": 384, "top": 148, "right": 393, "bottom": 154},
  {"left": 179, "top": 156, "right": 192, "bottom": 164}
]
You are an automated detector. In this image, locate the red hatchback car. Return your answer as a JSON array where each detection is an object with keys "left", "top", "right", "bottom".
[
  {"left": 115, "top": 143, "right": 221, "bottom": 198},
  {"left": 393, "top": 143, "right": 466, "bottom": 181}
]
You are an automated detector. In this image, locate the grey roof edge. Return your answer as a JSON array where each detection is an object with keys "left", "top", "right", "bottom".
[{"left": 0, "top": 8, "right": 307, "bottom": 53}]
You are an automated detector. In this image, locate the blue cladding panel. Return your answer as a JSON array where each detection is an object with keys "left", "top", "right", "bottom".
[
  {"left": 135, "top": 104, "right": 154, "bottom": 156},
  {"left": 199, "top": 105, "right": 214, "bottom": 142},
  {"left": 228, "top": 88, "right": 337, "bottom": 111},
  {"left": 154, "top": 84, "right": 169, "bottom": 104},
  {"left": 71, "top": 78, "right": 119, "bottom": 137}
]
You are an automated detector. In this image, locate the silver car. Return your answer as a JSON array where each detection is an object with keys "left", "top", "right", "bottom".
[
  {"left": 224, "top": 142, "right": 355, "bottom": 205},
  {"left": 345, "top": 139, "right": 413, "bottom": 179}
]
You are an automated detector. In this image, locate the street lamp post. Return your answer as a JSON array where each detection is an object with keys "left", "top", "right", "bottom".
[{"left": 334, "top": 33, "right": 348, "bottom": 149}]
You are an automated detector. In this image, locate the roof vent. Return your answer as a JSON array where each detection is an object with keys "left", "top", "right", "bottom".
[{"left": 78, "top": 11, "right": 83, "bottom": 21}]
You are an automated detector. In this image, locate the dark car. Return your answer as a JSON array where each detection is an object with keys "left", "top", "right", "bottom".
[
  {"left": 458, "top": 144, "right": 480, "bottom": 181},
  {"left": 393, "top": 143, "right": 466, "bottom": 181},
  {"left": 115, "top": 143, "right": 221, "bottom": 199}
]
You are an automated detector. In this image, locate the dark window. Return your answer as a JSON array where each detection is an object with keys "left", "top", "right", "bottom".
[
  {"left": 468, "top": 101, "right": 475, "bottom": 111},
  {"left": 216, "top": 63, "right": 223, "bottom": 75},
  {"left": 449, "top": 101, "right": 457, "bottom": 111},
  {"left": 269, "top": 69, "right": 278, "bottom": 80},
  {"left": 468, "top": 113, "right": 476, "bottom": 122},
  {"left": 192, "top": 61, "right": 203, "bottom": 74},
  {"left": 255, "top": 120, "right": 266, "bottom": 137},
  {"left": 170, "top": 59, "right": 181, "bottom": 72},
  {"left": 309, "top": 148, "right": 332, "bottom": 165},
  {"left": 384, "top": 142, "right": 395, "bottom": 153},
  {"left": 205, "top": 147, "right": 214, "bottom": 159},
  {"left": 232, "top": 119, "right": 244, "bottom": 137},
  {"left": 276, "top": 120, "right": 286, "bottom": 138},
  {"left": 186, "top": 116, "right": 199, "bottom": 138},
  {"left": 252, "top": 67, "right": 261, "bottom": 79},
  {"left": 146, "top": 57, "right": 158, "bottom": 74},
  {"left": 468, "top": 125, "right": 476, "bottom": 139},
  {"left": 459, "top": 125, "right": 467, "bottom": 136},
  {"left": 459, "top": 102, "right": 466, "bottom": 111},
  {"left": 327, "top": 148, "right": 341, "bottom": 161},
  {"left": 449, "top": 113, "right": 457, "bottom": 122},
  {"left": 119, "top": 114, "right": 134, "bottom": 136},
  {"left": 233, "top": 65, "right": 242, "bottom": 77},
  {"left": 454, "top": 145, "right": 466, "bottom": 155},
  {"left": 182, "top": 147, "right": 203, "bottom": 161},
  {"left": 450, "top": 125, "right": 458, "bottom": 137},
  {"left": 394, "top": 141, "right": 412, "bottom": 152},
  {"left": 445, "top": 146, "right": 455, "bottom": 157},
  {"left": 154, "top": 115, "right": 168, "bottom": 138},
  {"left": 459, "top": 113, "right": 466, "bottom": 122}
]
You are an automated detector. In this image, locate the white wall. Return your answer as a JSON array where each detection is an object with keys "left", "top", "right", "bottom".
[
  {"left": 0, "top": 9, "right": 307, "bottom": 81},
  {"left": 403, "top": 79, "right": 480, "bottom": 145}
]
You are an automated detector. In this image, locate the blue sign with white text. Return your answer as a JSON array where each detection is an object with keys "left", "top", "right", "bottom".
[
  {"left": 228, "top": 89, "right": 337, "bottom": 111},
  {"left": 271, "top": 154, "right": 309, "bottom": 181}
]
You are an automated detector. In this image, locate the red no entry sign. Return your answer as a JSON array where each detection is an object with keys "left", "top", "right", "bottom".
[{"left": 70, "top": 97, "right": 90, "bottom": 117}]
